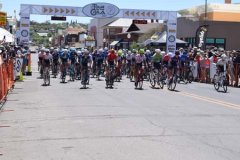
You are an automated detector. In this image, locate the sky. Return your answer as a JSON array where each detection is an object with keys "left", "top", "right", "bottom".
[{"left": 1, "top": 0, "right": 240, "bottom": 24}]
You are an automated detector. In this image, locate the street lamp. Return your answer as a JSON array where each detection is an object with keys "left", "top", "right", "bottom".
[{"left": 127, "top": 33, "right": 131, "bottom": 50}]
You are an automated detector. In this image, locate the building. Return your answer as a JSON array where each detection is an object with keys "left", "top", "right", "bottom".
[
  {"left": 102, "top": 18, "right": 133, "bottom": 48},
  {"left": 88, "top": 18, "right": 119, "bottom": 48},
  {"left": 63, "top": 26, "right": 86, "bottom": 47},
  {"left": 178, "top": 0, "right": 240, "bottom": 50}
]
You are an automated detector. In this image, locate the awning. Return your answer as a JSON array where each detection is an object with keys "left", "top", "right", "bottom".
[
  {"left": 0, "top": 28, "right": 14, "bottom": 43},
  {"left": 110, "top": 41, "right": 120, "bottom": 46}
]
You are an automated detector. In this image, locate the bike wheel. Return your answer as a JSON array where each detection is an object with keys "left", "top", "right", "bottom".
[
  {"left": 168, "top": 77, "right": 177, "bottom": 91},
  {"left": 213, "top": 75, "right": 219, "bottom": 91},
  {"left": 149, "top": 71, "right": 156, "bottom": 87},
  {"left": 47, "top": 72, "right": 50, "bottom": 86},
  {"left": 223, "top": 80, "right": 228, "bottom": 93},
  {"left": 159, "top": 80, "right": 164, "bottom": 89},
  {"left": 188, "top": 71, "right": 194, "bottom": 83}
]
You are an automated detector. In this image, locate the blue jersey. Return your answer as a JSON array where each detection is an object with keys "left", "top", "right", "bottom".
[
  {"left": 180, "top": 54, "right": 188, "bottom": 62},
  {"left": 60, "top": 52, "right": 70, "bottom": 63}
]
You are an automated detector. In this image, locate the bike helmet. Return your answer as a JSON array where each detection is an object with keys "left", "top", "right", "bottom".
[
  {"left": 221, "top": 54, "right": 227, "bottom": 59},
  {"left": 139, "top": 49, "right": 145, "bottom": 55},
  {"left": 168, "top": 52, "right": 173, "bottom": 57},
  {"left": 117, "top": 49, "right": 123, "bottom": 56},
  {"left": 155, "top": 49, "right": 161, "bottom": 53},
  {"left": 146, "top": 50, "right": 151, "bottom": 54},
  {"left": 161, "top": 51, "right": 166, "bottom": 55},
  {"left": 175, "top": 50, "right": 180, "bottom": 56},
  {"left": 132, "top": 49, "right": 137, "bottom": 53}
]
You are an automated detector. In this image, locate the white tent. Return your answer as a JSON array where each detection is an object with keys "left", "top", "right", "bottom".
[{"left": 0, "top": 28, "right": 14, "bottom": 43}]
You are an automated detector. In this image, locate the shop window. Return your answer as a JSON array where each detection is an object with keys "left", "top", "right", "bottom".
[
  {"left": 206, "top": 38, "right": 214, "bottom": 44},
  {"left": 216, "top": 38, "right": 225, "bottom": 44}
]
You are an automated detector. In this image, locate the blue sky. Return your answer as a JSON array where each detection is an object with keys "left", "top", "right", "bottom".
[{"left": 1, "top": 0, "right": 240, "bottom": 23}]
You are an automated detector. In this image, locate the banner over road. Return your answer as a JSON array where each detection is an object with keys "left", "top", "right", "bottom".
[{"left": 19, "top": 3, "right": 177, "bottom": 52}]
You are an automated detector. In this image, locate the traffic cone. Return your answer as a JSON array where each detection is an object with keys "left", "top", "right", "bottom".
[{"left": 19, "top": 71, "right": 23, "bottom": 81}]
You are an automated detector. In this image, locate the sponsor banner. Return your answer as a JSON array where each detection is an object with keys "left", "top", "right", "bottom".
[
  {"left": 166, "top": 20, "right": 177, "bottom": 54},
  {"left": 195, "top": 25, "right": 208, "bottom": 50},
  {"left": 20, "top": 14, "right": 30, "bottom": 44},
  {"left": 41, "top": 6, "right": 78, "bottom": 16},
  {"left": 82, "top": 3, "right": 120, "bottom": 18},
  {"left": 122, "top": 9, "right": 158, "bottom": 19},
  {"left": 0, "top": 11, "right": 7, "bottom": 26},
  {"left": 14, "top": 58, "right": 23, "bottom": 77}
]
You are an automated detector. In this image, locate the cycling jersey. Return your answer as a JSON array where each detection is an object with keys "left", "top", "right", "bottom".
[
  {"left": 107, "top": 53, "right": 117, "bottom": 62},
  {"left": 43, "top": 54, "right": 52, "bottom": 67},
  {"left": 163, "top": 55, "right": 170, "bottom": 65},
  {"left": 152, "top": 53, "right": 162, "bottom": 63},
  {"left": 171, "top": 56, "right": 180, "bottom": 67},
  {"left": 81, "top": 55, "right": 91, "bottom": 67},
  {"left": 135, "top": 54, "right": 146, "bottom": 64},
  {"left": 61, "top": 53, "right": 69, "bottom": 64}
]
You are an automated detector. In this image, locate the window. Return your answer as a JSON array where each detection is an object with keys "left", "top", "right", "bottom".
[
  {"left": 206, "top": 38, "right": 214, "bottom": 44},
  {"left": 216, "top": 38, "right": 225, "bottom": 44}
]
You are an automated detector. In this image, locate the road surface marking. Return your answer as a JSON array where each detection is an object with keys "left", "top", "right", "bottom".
[{"left": 177, "top": 91, "right": 240, "bottom": 110}]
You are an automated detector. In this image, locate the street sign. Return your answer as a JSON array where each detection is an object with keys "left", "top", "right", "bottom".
[
  {"left": 51, "top": 16, "right": 66, "bottom": 21},
  {"left": 132, "top": 20, "right": 147, "bottom": 24},
  {"left": 0, "top": 12, "right": 7, "bottom": 26}
]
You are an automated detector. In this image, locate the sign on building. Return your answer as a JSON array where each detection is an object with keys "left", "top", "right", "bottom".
[{"left": 0, "top": 11, "right": 7, "bottom": 26}]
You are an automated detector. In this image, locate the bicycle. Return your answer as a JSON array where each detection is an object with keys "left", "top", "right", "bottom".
[
  {"left": 134, "top": 65, "right": 144, "bottom": 89},
  {"left": 81, "top": 66, "right": 89, "bottom": 89},
  {"left": 52, "top": 62, "right": 58, "bottom": 78},
  {"left": 213, "top": 70, "right": 228, "bottom": 93},
  {"left": 43, "top": 66, "right": 50, "bottom": 86},
  {"left": 167, "top": 68, "right": 177, "bottom": 91},
  {"left": 106, "top": 65, "right": 115, "bottom": 88},
  {"left": 61, "top": 64, "right": 67, "bottom": 83},
  {"left": 69, "top": 64, "right": 75, "bottom": 81}
]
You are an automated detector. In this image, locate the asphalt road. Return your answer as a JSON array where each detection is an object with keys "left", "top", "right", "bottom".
[{"left": 0, "top": 54, "right": 240, "bottom": 160}]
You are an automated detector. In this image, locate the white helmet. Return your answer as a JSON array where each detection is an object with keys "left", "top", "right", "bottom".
[
  {"left": 161, "top": 51, "right": 166, "bottom": 55},
  {"left": 168, "top": 52, "right": 173, "bottom": 57},
  {"left": 155, "top": 49, "right": 161, "bottom": 53},
  {"left": 146, "top": 50, "right": 151, "bottom": 54},
  {"left": 221, "top": 54, "right": 227, "bottom": 59}
]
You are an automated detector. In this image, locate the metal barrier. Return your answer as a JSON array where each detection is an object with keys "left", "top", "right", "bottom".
[{"left": 0, "top": 55, "right": 14, "bottom": 105}]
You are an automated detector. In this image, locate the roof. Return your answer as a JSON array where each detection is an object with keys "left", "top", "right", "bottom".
[
  {"left": 65, "top": 27, "right": 86, "bottom": 35},
  {"left": 127, "top": 23, "right": 163, "bottom": 34},
  {"left": 144, "top": 31, "right": 188, "bottom": 46},
  {"left": 105, "top": 18, "right": 133, "bottom": 28},
  {"left": 179, "top": 3, "right": 240, "bottom": 16}
]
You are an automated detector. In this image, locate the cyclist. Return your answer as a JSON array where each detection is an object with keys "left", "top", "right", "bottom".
[
  {"left": 81, "top": 49, "right": 92, "bottom": 86},
  {"left": 152, "top": 49, "right": 162, "bottom": 71},
  {"left": 38, "top": 48, "right": 45, "bottom": 78},
  {"left": 52, "top": 49, "right": 59, "bottom": 78},
  {"left": 42, "top": 49, "right": 52, "bottom": 85},
  {"left": 116, "top": 49, "right": 123, "bottom": 79},
  {"left": 60, "top": 49, "right": 69, "bottom": 81},
  {"left": 126, "top": 50, "right": 132, "bottom": 77},
  {"left": 168, "top": 51, "right": 180, "bottom": 80},
  {"left": 134, "top": 49, "right": 146, "bottom": 86},
  {"left": 180, "top": 50, "right": 189, "bottom": 80},
  {"left": 69, "top": 49, "right": 77, "bottom": 80},
  {"left": 216, "top": 53, "right": 228, "bottom": 76},
  {"left": 96, "top": 48, "right": 105, "bottom": 79}
]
